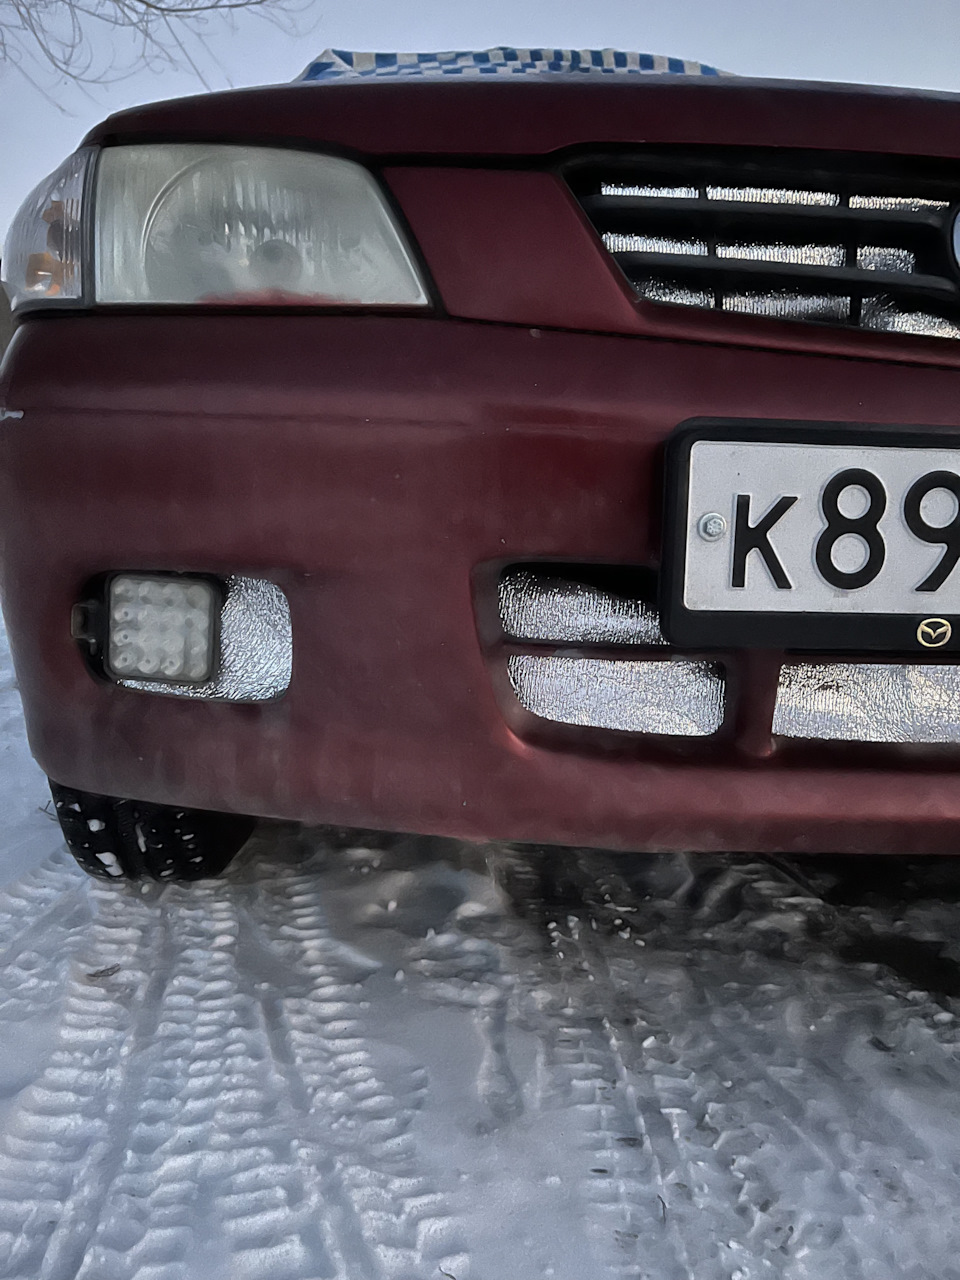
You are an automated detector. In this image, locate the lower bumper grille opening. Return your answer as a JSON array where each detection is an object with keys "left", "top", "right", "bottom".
[
  {"left": 499, "top": 564, "right": 663, "bottom": 645},
  {"left": 498, "top": 565, "right": 725, "bottom": 737},
  {"left": 508, "top": 654, "right": 725, "bottom": 736},
  {"left": 774, "top": 662, "right": 960, "bottom": 744},
  {"left": 497, "top": 569, "right": 960, "bottom": 749}
]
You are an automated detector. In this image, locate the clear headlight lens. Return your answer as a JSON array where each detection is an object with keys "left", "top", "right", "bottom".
[
  {"left": 3, "top": 144, "right": 429, "bottom": 312},
  {"left": 2, "top": 149, "right": 94, "bottom": 311},
  {"left": 95, "top": 144, "right": 429, "bottom": 306}
]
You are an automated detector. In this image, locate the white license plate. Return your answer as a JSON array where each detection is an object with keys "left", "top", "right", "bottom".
[{"left": 663, "top": 426, "right": 960, "bottom": 651}]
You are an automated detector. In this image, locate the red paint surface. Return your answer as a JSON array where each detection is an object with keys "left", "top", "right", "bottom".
[
  {"left": 384, "top": 168, "right": 642, "bottom": 333},
  {"left": 4, "top": 314, "right": 960, "bottom": 855}
]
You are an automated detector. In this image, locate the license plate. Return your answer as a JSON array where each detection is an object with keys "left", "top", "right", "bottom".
[{"left": 661, "top": 422, "right": 960, "bottom": 651}]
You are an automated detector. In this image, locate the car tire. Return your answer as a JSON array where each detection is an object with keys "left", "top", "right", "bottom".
[{"left": 49, "top": 781, "right": 256, "bottom": 882}]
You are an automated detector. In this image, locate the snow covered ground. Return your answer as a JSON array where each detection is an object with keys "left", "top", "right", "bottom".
[{"left": 2, "top": 618, "right": 960, "bottom": 1279}]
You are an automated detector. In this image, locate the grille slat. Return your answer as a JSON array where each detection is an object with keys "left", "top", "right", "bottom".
[
  {"left": 612, "top": 250, "right": 956, "bottom": 302},
  {"left": 572, "top": 148, "right": 960, "bottom": 341},
  {"left": 583, "top": 193, "right": 948, "bottom": 235}
]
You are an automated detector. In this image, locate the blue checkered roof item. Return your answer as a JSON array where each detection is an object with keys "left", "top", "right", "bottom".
[{"left": 298, "top": 47, "right": 725, "bottom": 82}]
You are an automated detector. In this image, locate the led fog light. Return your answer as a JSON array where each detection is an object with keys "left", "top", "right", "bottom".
[{"left": 106, "top": 575, "right": 219, "bottom": 684}]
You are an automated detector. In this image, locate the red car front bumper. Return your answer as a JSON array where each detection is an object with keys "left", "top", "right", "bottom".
[{"left": 3, "top": 313, "right": 960, "bottom": 855}]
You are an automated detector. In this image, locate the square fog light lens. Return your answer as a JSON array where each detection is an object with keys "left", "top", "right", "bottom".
[{"left": 107, "top": 574, "right": 219, "bottom": 684}]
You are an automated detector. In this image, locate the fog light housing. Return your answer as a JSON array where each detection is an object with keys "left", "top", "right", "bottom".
[{"left": 106, "top": 574, "right": 219, "bottom": 684}]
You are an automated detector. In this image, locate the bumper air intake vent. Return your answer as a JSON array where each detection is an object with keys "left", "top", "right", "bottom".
[
  {"left": 774, "top": 661, "right": 960, "bottom": 743},
  {"left": 497, "top": 565, "right": 725, "bottom": 737}
]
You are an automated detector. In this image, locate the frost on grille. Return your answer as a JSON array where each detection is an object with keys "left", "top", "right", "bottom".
[
  {"left": 576, "top": 150, "right": 960, "bottom": 341},
  {"left": 773, "top": 662, "right": 960, "bottom": 743},
  {"left": 499, "top": 568, "right": 664, "bottom": 646},
  {"left": 724, "top": 292, "right": 850, "bottom": 321},
  {"left": 706, "top": 186, "right": 839, "bottom": 206},
  {"left": 635, "top": 280, "right": 715, "bottom": 308},
  {"left": 861, "top": 298, "right": 960, "bottom": 340},
  {"left": 604, "top": 233, "right": 707, "bottom": 256},
  {"left": 849, "top": 195, "right": 949, "bottom": 211},
  {"left": 716, "top": 243, "right": 845, "bottom": 267},
  {"left": 508, "top": 655, "right": 725, "bottom": 736},
  {"left": 601, "top": 183, "right": 697, "bottom": 199},
  {"left": 122, "top": 576, "right": 292, "bottom": 702},
  {"left": 858, "top": 246, "right": 917, "bottom": 273}
]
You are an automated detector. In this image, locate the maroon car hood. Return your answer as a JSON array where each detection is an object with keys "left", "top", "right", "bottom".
[{"left": 81, "top": 76, "right": 960, "bottom": 161}]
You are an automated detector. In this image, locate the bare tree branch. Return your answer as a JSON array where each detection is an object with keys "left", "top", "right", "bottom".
[{"left": 0, "top": 0, "right": 301, "bottom": 85}]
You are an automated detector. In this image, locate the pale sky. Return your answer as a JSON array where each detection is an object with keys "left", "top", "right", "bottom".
[{"left": 3, "top": 0, "right": 960, "bottom": 238}]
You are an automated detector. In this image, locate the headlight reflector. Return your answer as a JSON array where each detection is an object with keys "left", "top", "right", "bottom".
[
  {"left": 94, "top": 144, "right": 428, "bottom": 307},
  {"left": 2, "top": 149, "right": 94, "bottom": 311}
]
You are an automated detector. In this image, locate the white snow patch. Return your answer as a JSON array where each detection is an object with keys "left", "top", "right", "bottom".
[{"left": 95, "top": 850, "right": 123, "bottom": 876}]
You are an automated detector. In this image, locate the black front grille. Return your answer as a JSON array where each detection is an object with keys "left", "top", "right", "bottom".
[{"left": 568, "top": 148, "right": 960, "bottom": 340}]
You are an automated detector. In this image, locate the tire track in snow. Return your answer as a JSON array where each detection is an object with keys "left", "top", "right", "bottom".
[
  {"left": 581, "top": 855, "right": 893, "bottom": 1277},
  {"left": 0, "top": 853, "right": 87, "bottom": 1017},
  {"left": 73, "top": 879, "right": 319, "bottom": 1280},
  {"left": 488, "top": 847, "right": 758, "bottom": 1280},
  {"left": 386, "top": 843, "right": 743, "bottom": 1278},
  {"left": 702, "top": 858, "right": 960, "bottom": 1279},
  {"left": 399, "top": 873, "right": 700, "bottom": 1277},
  {"left": 0, "top": 833, "right": 466, "bottom": 1280},
  {"left": 0, "top": 879, "right": 160, "bottom": 1280},
  {"left": 485, "top": 847, "right": 927, "bottom": 1278},
  {"left": 0, "top": 852, "right": 81, "bottom": 949},
  {"left": 576, "top": 851, "right": 866, "bottom": 1278},
  {"left": 246, "top": 836, "right": 466, "bottom": 1280},
  {"left": 557, "top": 849, "right": 960, "bottom": 1280}
]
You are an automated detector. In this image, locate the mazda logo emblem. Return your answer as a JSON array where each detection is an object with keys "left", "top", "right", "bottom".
[{"left": 917, "top": 617, "right": 952, "bottom": 648}]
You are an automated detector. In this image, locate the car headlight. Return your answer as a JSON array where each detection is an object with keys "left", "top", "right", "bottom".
[
  {"left": 2, "top": 144, "right": 429, "bottom": 311},
  {"left": 1, "top": 149, "right": 94, "bottom": 311}
]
